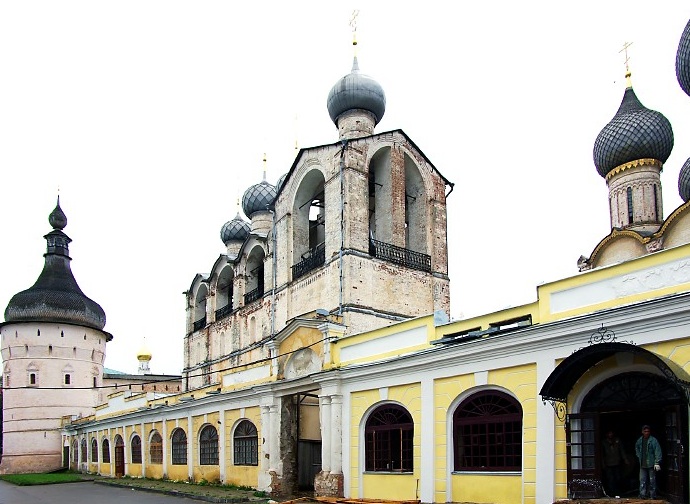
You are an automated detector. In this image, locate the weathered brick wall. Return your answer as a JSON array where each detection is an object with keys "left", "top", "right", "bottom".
[{"left": 184, "top": 129, "right": 452, "bottom": 386}]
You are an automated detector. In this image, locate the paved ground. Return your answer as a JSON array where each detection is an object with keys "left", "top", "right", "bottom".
[{"left": 0, "top": 480, "right": 212, "bottom": 504}]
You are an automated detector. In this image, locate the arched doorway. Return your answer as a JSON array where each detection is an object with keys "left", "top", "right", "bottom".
[
  {"left": 541, "top": 342, "right": 689, "bottom": 503},
  {"left": 573, "top": 372, "right": 687, "bottom": 500}
]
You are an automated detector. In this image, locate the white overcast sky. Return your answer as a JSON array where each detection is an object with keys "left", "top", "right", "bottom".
[{"left": 1, "top": 2, "right": 690, "bottom": 375}]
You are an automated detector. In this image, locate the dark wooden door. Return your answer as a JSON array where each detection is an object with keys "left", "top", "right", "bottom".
[
  {"left": 297, "top": 440, "right": 322, "bottom": 490},
  {"left": 115, "top": 444, "right": 125, "bottom": 477},
  {"left": 663, "top": 405, "right": 685, "bottom": 504}
]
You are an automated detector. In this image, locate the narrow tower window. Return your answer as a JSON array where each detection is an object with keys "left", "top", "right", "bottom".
[
  {"left": 64, "top": 374, "right": 71, "bottom": 385},
  {"left": 627, "top": 187, "right": 634, "bottom": 225},
  {"left": 654, "top": 184, "right": 660, "bottom": 220}
]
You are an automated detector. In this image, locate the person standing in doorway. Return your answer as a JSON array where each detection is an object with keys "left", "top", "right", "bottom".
[
  {"left": 635, "top": 424, "right": 662, "bottom": 499},
  {"left": 602, "top": 429, "right": 628, "bottom": 496}
]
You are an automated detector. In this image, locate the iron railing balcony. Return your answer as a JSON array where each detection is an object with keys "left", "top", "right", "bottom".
[
  {"left": 369, "top": 238, "right": 431, "bottom": 272},
  {"left": 215, "top": 302, "right": 233, "bottom": 321},
  {"left": 193, "top": 315, "right": 207, "bottom": 332},
  {"left": 291, "top": 243, "right": 326, "bottom": 280},
  {"left": 244, "top": 286, "right": 263, "bottom": 305}
]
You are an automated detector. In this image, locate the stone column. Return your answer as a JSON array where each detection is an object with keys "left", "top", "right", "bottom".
[
  {"left": 314, "top": 386, "right": 344, "bottom": 497},
  {"left": 330, "top": 394, "right": 343, "bottom": 475},
  {"left": 319, "top": 395, "right": 332, "bottom": 473},
  {"left": 269, "top": 403, "right": 281, "bottom": 473}
]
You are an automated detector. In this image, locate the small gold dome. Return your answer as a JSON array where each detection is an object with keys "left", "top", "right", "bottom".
[{"left": 136, "top": 342, "right": 152, "bottom": 361}]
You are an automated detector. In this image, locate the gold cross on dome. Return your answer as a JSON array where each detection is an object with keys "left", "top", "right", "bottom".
[
  {"left": 349, "top": 10, "right": 359, "bottom": 34},
  {"left": 619, "top": 41, "right": 633, "bottom": 73}
]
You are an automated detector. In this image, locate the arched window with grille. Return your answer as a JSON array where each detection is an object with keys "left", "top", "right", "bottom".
[
  {"left": 149, "top": 432, "right": 163, "bottom": 464},
  {"left": 102, "top": 438, "right": 111, "bottom": 463},
  {"left": 233, "top": 420, "right": 258, "bottom": 466},
  {"left": 453, "top": 390, "right": 522, "bottom": 471},
  {"left": 199, "top": 425, "right": 219, "bottom": 465},
  {"left": 71, "top": 440, "right": 78, "bottom": 465},
  {"left": 91, "top": 438, "right": 98, "bottom": 463},
  {"left": 171, "top": 428, "right": 187, "bottom": 465},
  {"left": 364, "top": 404, "right": 414, "bottom": 472},
  {"left": 80, "top": 438, "right": 87, "bottom": 462},
  {"left": 131, "top": 435, "right": 142, "bottom": 464}
]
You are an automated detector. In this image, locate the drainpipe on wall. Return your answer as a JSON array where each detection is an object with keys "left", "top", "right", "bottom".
[
  {"left": 338, "top": 139, "right": 348, "bottom": 316},
  {"left": 270, "top": 208, "right": 277, "bottom": 339}
]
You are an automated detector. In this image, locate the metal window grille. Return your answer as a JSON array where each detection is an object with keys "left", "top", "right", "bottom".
[
  {"left": 102, "top": 439, "right": 111, "bottom": 463},
  {"left": 364, "top": 405, "right": 414, "bottom": 472},
  {"left": 233, "top": 420, "right": 259, "bottom": 466},
  {"left": 199, "top": 426, "right": 219, "bottom": 465},
  {"left": 91, "top": 438, "right": 98, "bottom": 463},
  {"left": 171, "top": 429, "right": 187, "bottom": 465},
  {"left": 80, "top": 439, "right": 87, "bottom": 462},
  {"left": 131, "top": 435, "right": 142, "bottom": 464},
  {"left": 149, "top": 433, "right": 163, "bottom": 464},
  {"left": 453, "top": 390, "right": 522, "bottom": 471}
]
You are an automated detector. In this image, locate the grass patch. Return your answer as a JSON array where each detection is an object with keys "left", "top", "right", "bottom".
[{"left": 0, "top": 472, "right": 84, "bottom": 485}]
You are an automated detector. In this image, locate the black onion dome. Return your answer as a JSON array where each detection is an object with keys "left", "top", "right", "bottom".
[
  {"left": 242, "top": 180, "right": 276, "bottom": 217},
  {"left": 276, "top": 173, "right": 288, "bottom": 193},
  {"left": 593, "top": 87, "right": 674, "bottom": 178},
  {"left": 220, "top": 212, "right": 250, "bottom": 244},
  {"left": 4, "top": 201, "right": 106, "bottom": 330},
  {"left": 676, "top": 19, "right": 690, "bottom": 97},
  {"left": 679, "top": 157, "right": 690, "bottom": 202},
  {"left": 327, "top": 56, "right": 386, "bottom": 125}
]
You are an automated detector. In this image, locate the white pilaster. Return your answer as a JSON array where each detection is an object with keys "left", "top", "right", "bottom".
[
  {"left": 109, "top": 428, "right": 114, "bottom": 477},
  {"left": 536, "top": 358, "right": 557, "bottom": 504},
  {"left": 420, "top": 377, "right": 434, "bottom": 502},
  {"left": 140, "top": 422, "right": 146, "bottom": 476},
  {"left": 162, "top": 419, "right": 168, "bottom": 477},
  {"left": 219, "top": 409, "right": 226, "bottom": 482},
  {"left": 258, "top": 404, "right": 272, "bottom": 491},
  {"left": 187, "top": 414, "right": 193, "bottom": 480}
]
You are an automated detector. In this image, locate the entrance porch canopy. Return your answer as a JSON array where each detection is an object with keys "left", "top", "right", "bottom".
[{"left": 540, "top": 342, "right": 690, "bottom": 405}]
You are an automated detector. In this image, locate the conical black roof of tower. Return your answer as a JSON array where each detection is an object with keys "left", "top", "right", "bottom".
[{"left": 4, "top": 199, "right": 106, "bottom": 330}]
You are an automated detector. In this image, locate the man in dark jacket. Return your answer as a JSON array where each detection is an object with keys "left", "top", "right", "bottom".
[
  {"left": 602, "top": 429, "right": 628, "bottom": 496},
  {"left": 635, "top": 425, "right": 662, "bottom": 499}
]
